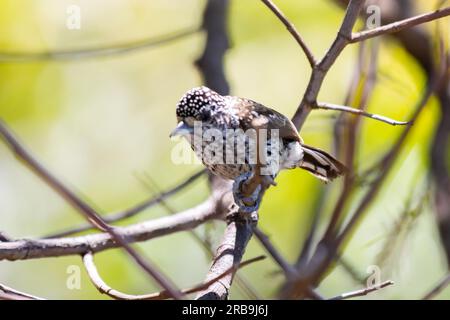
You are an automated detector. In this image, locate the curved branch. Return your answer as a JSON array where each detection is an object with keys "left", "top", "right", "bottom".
[
  {"left": 83, "top": 251, "right": 264, "bottom": 300},
  {"left": 0, "top": 283, "right": 45, "bottom": 300},
  {"left": 0, "top": 27, "right": 199, "bottom": 62},
  {"left": 0, "top": 119, "right": 182, "bottom": 299}
]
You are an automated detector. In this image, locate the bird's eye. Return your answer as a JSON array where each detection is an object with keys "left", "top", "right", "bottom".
[{"left": 198, "top": 108, "right": 211, "bottom": 122}]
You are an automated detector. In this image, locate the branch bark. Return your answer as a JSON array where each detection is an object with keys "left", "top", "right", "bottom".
[
  {"left": 0, "top": 120, "right": 183, "bottom": 299},
  {"left": 292, "top": 0, "right": 365, "bottom": 129},
  {"left": 0, "top": 195, "right": 223, "bottom": 260},
  {"left": 196, "top": 211, "right": 258, "bottom": 300}
]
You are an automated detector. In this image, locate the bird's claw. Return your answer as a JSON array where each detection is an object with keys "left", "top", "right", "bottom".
[
  {"left": 233, "top": 184, "right": 262, "bottom": 213},
  {"left": 261, "top": 175, "right": 277, "bottom": 187},
  {"left": 232, "top": 171, "right": 263, "bottom": 213}
]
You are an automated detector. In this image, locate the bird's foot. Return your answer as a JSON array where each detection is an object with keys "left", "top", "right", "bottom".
[{"left": 232, "top": 171, "right": 262, "bottom": 213}]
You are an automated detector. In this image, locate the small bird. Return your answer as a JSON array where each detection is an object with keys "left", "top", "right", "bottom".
[{"left": 171, "top": 86, "right": 346, "bottom": 212}]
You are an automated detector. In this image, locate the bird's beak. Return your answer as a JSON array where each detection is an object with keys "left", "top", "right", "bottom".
[{"left": 170, "top": 121, "right": 194, "bottom": 138}]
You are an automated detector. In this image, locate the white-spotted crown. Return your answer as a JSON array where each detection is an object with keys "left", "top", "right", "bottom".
[{"left": 176, "top": 86, "right": 227, "bottom": 120}]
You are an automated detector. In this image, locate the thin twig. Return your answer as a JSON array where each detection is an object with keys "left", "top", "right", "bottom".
[
  {"left": 321, "top": 39, "right": 380, "bottom": 243},
  {"left": 0, "top": 283, "right": 45, "bottom": 300},
  {"left": 254, "top": 227, "right": 298, "bottom": 278},
  {"left": 423, "top": 274, "right": 450, "bottom": 300},
  {"left": 284, "top": 79, "right": 441, "bottom": 299},
  {"left": 83, "top": 251, "right": 265, "bottom": 300},
  {"left": 336, "top": 81, "right": 441, "bottom": 246},
  {"left": 43, "top": 169, "right": 207, "bottom": 238},
  {"left": 260, "top": 0, "right": 316, "bottom": 67},
  {"left": 0, "top": 119, "right": 182, "bottom": 299},
  {"left": 254, "top": 227, "right": 324, "bottom": 300},
  {"left": 350, "top": 7, "right": 450, "bottom": 43},
  {"left": 315, "top": 102, "right": 410, "bottom": 126},
  {"left": 329, "top": 280, "right": 394, "bottom": 300},
  {"left": 0, "top": 26, "right": 199, "bottom": 62}
]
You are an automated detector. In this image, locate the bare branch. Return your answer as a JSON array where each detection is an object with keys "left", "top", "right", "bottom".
[
  {"left": 254, "top": 227, "right": 324, "bottom": 300},
  {"left": 135, "top": 172, "right": 261, "bottom": 300},
  {"left": 329, "top": 280, "right": 394, "bottom": 300},
  {"left": 0, "top": 283, "right": 45, "bottom": 300},
  {"left": 195, "top": 0, "right": 230, "bottom": 95},
  {"left": 280, "top": 42, "right": 444, "bottom": 300},
  {"left": 0, "top": 119, "right": 182, "bottom": 299},
  {"left": 423, "top": 273, "right": 450, "bottom": 300},
  {"left": 254, "top": 227, "right": 298, "bottom": 278},
  {"left": 196, "top": 211, "right": 258, "bottom": 300},
  {"left": 0, "top": 27, "right": 199, "bottom": 62},
  {"left": 44, "top": 169, "right": 207, "bottom": 238},
  {"left": 350, "top": 7, "right": 450, "bottom": 43},
  {"left": 0, "top": 197, "right": 220, "bottom": 260},
  {"left": 292, "top": 0, "right": 365, "bottom": 129},
  {"left": 260, "top": 0, "right": 316, "bottom": 67},
  {"left": 316, "top": 102, "right": 410, "bottom": 126},
  {"left": 83, "top": 251, "right": 265, "bottom": 300},
  {"left": 336, "top": 80, "right": 442, "bottom": 246}
]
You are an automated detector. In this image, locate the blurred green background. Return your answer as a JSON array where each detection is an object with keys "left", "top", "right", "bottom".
[{"left": 0, "top": 0, "right": 448, "bottom": 299}]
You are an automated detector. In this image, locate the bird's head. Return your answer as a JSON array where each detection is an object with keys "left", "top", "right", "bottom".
[{"left": 170, "top": 86, "right": 226, "bottom": 138}]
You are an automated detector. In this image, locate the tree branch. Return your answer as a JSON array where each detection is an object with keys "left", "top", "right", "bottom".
[
  {"left": 43, "top": 169, "right": 207, "bottom": 239},
  {"left": 423, "top": 273, "right": 450, "bottom": 300},
  {"left": 254, "top": 227, "right": 298, "bottom": 278},
  {"left": 329, "top": 280, "right": 394, "bottom": 300},
  {"left": 0, "top": 26, "right": 199, "bottom": 62},
  {"left": 260, "top": 0, "right": 316, "bottom": 67},
  {"left": 0, "top": 120, "right": 182, "bottom": 299},
  {"left": 0, "top": 196, "right": 222, "bottom": 260},
  {"left": 315, "top": 102, "right": 410, "bottom": 126},
  {"left": 196, "top": 211, "right": 258, "bottom": 300},
  {"left": 292, "top": 0, "right": 365, "bottom": 129},
  {"left": 350, "top": 7, "right": 450, "bottom": 43},
  {"left": 0, "top": 283, "right": 45, "bottom": 300},
  {"left": 83, "top": 251, "right": 264, "bottom": 300}
]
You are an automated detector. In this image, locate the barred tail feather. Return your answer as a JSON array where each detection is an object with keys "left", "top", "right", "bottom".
[{"left": 299, "top": 144, "right": 346, "bottom": 182}]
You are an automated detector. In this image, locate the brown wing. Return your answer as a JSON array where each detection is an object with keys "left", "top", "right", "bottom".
[{"left": 232, "top": 98, "right": 302, "bottom": 143}]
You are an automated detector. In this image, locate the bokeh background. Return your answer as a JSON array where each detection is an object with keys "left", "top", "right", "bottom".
[{"left": 0, "top": 0, "right": 449, "bottom": 299}]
